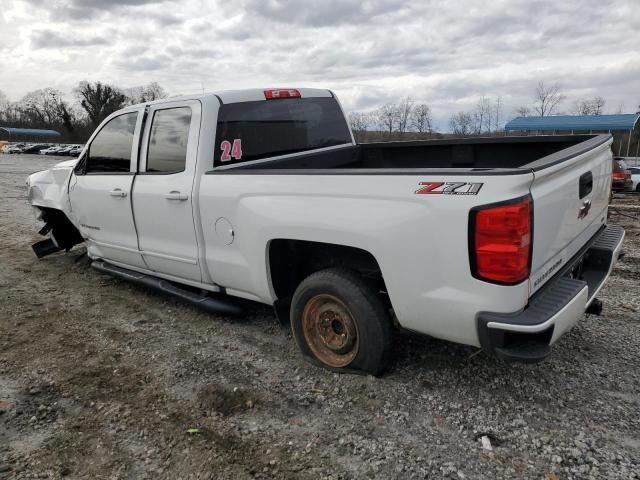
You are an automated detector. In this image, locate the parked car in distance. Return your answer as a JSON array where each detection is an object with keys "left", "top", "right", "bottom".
[
  {"left": 612, "top": 157, "right": 632, "bottom": 192},
  {"left": 68, "top": 145, "right": 84, "bottom": 156},
  {"left": 5, "top": 145, "right": 25, "bottom": 154},
  {"left": 54, "top": 146, "right": 75, "bottom": 156},
  {"left": 22, "top": 144, "right": 51, "bottom": 154},
  {"left": 628, "top": 166, "right": 640, "bottom": 192},
  {"left": 39, "top": 146, "right": 63, "bottom": 155}
]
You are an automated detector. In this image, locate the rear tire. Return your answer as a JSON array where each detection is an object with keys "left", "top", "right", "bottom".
[{"left": 290, "top": 268, "right": 393, "bottom": 376}]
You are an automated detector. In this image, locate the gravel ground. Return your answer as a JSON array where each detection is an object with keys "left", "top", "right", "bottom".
[{"left": 1, "top": 154, "right": 639, "bottom": 480}]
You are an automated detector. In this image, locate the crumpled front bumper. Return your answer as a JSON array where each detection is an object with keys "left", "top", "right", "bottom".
[{"left": 477, "top": 224, "right": 625, "bottom": 362}]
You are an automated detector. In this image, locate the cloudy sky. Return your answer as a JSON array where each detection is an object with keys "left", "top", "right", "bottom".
[{"left": 1, "top": 0, "right": 639, "bottom": 129}]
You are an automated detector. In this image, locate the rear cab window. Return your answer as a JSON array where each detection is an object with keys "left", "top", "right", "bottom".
[{"left": 214, "top": 97, "right": 352, "bottom": 167}]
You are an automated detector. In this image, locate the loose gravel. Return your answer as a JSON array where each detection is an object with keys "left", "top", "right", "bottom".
[{"left": 1, "top": 154, "right": 639, "bottom": 479}]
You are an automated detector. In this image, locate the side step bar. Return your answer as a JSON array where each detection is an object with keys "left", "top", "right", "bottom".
[{"left": 91, "top": 260, "right": 245, "bottom": 317}]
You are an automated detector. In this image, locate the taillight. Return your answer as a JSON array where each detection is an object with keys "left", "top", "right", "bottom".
[
  {"left": 470, "top": 196, "right": 532, "bottom": 285},
  {"left": 264, "top": 89, "right": 301, "bottom": 100}
]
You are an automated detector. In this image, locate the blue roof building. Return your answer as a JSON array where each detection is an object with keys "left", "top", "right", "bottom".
[
  {"left": 504, "top": 113, "right": 640, "bottom": 157},
  {"left": 505, "top": 114, "right": 640, "bottom": 132},
  {"left": 0, "top": 127, "right": 62, "bottom": 139}
]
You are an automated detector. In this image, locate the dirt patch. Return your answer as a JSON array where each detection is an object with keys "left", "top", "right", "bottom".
[
  {"left": 1, "top": 155, "right": 639, "bottom": 479},
  {"left": 197, "top": 384, "right": 258, "bottom": 416}
]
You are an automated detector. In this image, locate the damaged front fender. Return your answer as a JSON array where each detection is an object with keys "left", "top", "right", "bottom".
[
  {"left": 27, "top": 159, "right": 84, "bottom": 258},
  {"left": 26, "top": 160, "right": 76, "bottom": 214}
]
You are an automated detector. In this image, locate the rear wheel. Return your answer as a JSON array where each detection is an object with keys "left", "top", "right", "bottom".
[{"left": 290, "top": 268, "right": 393, "bottom": 376}]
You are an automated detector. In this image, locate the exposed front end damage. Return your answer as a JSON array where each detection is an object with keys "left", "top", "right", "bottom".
[
  {"left": 27, "top": 159, "right": 84, "bottom": 258},
  {"left": 32, "top": 207, "right": 84, "bottom": 258}
]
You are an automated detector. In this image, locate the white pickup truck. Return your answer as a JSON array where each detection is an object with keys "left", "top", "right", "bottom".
[{"left": 26, "top": 88, "right": 625, "bottom": 375}]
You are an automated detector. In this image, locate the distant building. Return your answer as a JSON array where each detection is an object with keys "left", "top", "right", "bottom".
[
  {"left": 504, "top": 114, "right": 640, "bottom": 156},
  {"left": 0, "top": 127, "right": 62, "bottom": 143}
]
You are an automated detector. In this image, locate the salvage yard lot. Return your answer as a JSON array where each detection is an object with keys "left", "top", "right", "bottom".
[{"left": 1, "top": 154, "right": 639, "bottom": 479}]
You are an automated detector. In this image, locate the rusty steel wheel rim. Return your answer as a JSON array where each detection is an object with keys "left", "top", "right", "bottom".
[{"left": 302, "top": 294, "right": 359, "bottom": 368}]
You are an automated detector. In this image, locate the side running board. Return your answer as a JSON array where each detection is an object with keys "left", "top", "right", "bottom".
[{"left": 91, "top": 260, "right": 245, "bottom": 317}]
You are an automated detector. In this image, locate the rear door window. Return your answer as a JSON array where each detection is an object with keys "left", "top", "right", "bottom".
[
  {"left": 214, "top": 97, "right": 351, "bottom": 166},
  {"left": 146, "top": 107, "right": 192, "bottom": 174}
]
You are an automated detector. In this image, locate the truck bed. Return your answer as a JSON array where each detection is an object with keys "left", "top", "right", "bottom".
[{"left": 212, "top": 134, "right": 609, "bottom": 173}]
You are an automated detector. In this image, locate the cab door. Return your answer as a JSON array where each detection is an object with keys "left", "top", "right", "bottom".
[
  {"left": 68, "top": 109, "right": 146, "bottom": 268},
  {"left": 131, "top": 100, "right": 202, "bottom": 281}
]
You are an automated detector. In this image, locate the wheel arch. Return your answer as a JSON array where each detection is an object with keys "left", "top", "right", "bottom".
[
  {"left": 267, "top": 238, "right": 389, "bottom": 323},
  {"left": 37, "top": 206, "right": 84, "bottom": 251}
]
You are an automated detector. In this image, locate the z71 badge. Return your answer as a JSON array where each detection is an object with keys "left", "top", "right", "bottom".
[{"left": 415, "top": 182, "right": 484, "bottom": 195}]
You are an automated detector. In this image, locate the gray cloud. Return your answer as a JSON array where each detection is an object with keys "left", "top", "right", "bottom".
[
  {"left": 114, "top": 53, "right": 173, "bottom": 71},
  {"left": 22, "top": 0, "right": 166, "bottom": 20},
  {"left": 31, "top": 30, "right": 109, "bottom": 48},
  {"left": 242, "top": 0, "right": 408, "bottom": 27}
]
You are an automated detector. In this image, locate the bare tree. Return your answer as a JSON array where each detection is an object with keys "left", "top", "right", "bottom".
[
  {"left": 348, "top": 112, "right": 369, "bottom": 132},
  {"left": 0, "top": 96, "right": 20, "bottom": 124},
  {"left": 396, "top": 96, "right": 414, "bottom": 134},
  {"left": 533, "top": 81, "right": 566, "bottom": 117},
  {"left": 124, "top": 82, "right": 168, "bottom": 105},
  {"left": 591, "top": 96, "right": 606, "bottom": 115},
  {"left": 0, "top": 90, "right": 9, "bottom": 122},
  {"left": 449, "top": 112, "right": 474, "bottom": 136},
  {"left": 515, "top": 106, "right": 531, "bottom": 117},
  {"left": 472, "top": 96, "right": 492, "bottom": 134},
  {"left": 411, "top": 104, "right": 433, "bottom": 133},
  {"left": 18, "top": 88, "right": 71, "bottom": 126},
  {"left": 493, "top": 96, "right": 503, "bottom": 132},
  {"left": 575, "top": 96, "right": 606, "bottom": 115},
  {"left": 375, "top": 103, "right": 400, "bottom": 134},
  {"left": 142, "top": 82, "right": 167, "bottom": 102},
  {"left": 76, "top": 81, "right": 126, "bottom": 127},
  {"left": 575, "top": 99, "right": 590, "bottom": 115}
]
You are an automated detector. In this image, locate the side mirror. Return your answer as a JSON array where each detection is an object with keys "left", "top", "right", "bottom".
[{"left": 74, "top": 152, "right": 87, "bottom": 175}]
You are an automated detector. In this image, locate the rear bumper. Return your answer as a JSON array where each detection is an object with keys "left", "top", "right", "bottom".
[{"left": 477, "top": 224, "right": 625, "bottom": 362}]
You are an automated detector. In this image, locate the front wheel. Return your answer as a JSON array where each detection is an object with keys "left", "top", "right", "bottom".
[{"left": 290, "top": 268, "right": 393, "bottom": 376}]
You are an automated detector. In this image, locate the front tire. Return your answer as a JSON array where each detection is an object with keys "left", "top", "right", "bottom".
[{"left": 290, "top": 268, "right": 393, "bottom": 376}]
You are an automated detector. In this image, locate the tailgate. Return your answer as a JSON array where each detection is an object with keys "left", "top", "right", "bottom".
[{"left": 528, "top": 135, "right": 613, "bottom": 294}]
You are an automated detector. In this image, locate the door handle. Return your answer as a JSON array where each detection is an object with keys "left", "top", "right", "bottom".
[
  {"left": 165, "top": 191, "right": 188, "bottom": 201},
  {"left": 579, "top": 171, "right": 593, "bottom": 199},
  {"left": 109, "top": 188, "right": 128, "bottom": 198}
]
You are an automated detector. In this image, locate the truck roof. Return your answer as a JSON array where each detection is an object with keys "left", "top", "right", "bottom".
[{"left": 125, "top": 87, "right": 334, "bottom": 110}]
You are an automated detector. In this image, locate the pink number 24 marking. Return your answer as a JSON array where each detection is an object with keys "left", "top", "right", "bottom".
[{"left": 220, "top": 139, "right": 243, "bottom": 162}]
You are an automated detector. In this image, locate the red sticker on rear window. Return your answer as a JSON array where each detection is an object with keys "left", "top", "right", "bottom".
[{"left": 220, "top": 139, "right": 242, "bottom": 162}]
